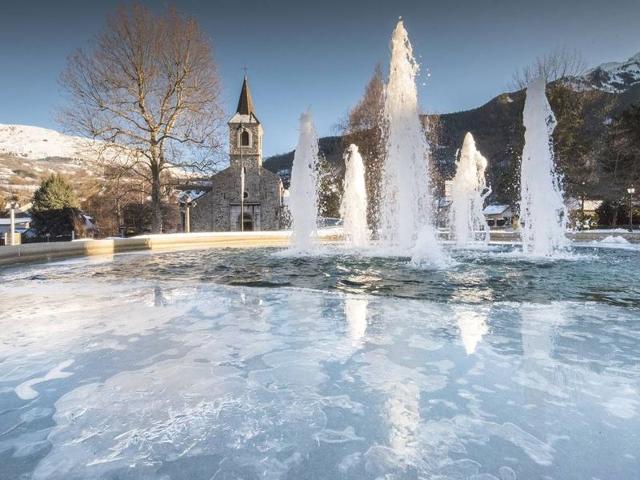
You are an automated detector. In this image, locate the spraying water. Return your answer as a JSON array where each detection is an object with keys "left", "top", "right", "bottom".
[
  {"left": 519, "top": 77, "right": 568, "bottom": 256},
  {"left": 449, "top": 133, "right": 490, "bottom": 246},
  {"left": 378, "top": 20, "right": 444, "bottom": 265},
  {"left": 340, "top": 144, "right": 370, "bottom": 248},
  {"left": 289, "top": 111, "right": 319, "bottom": 251}
]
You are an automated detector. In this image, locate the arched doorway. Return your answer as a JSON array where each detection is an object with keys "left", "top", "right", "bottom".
[{"left": 237, "top": 212, "right": 254, "bottom": 231}]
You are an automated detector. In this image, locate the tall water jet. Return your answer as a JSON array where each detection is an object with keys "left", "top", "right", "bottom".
[
  {"left": 289, "top": 111, "right": 319, "bottom": 251},
  {"left": 520, "top": 77, "right": 568, "bottom": 256},
  {"left": 340, "top": 144, "right": 369, "bottom": 248},
  {"left": 378, "top": 20, "right": 444, "bottom": 264},
  {"left": 449, "top": 132, "right": 490, "bottom": 246}
]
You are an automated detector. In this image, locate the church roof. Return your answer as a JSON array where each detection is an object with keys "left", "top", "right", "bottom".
[{"left": 230, "top": 76, "right": 260, "bottom": 124}]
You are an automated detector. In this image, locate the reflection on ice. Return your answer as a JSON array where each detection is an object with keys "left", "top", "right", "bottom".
[
  {"left": 345, "top": 295, "right": 368, "bottom": 346},
  {"left": 0, "top": 265, "right": 638, "bottom": 479},
  {"left": 455, "top": 305, "right": 489, "bottom": 355},
  {"left": 385, "top": 382, "right": 421, "bottom": 463}
]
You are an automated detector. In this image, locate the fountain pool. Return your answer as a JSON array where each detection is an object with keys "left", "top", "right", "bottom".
[{"left": 1, "top": 244, "right": 639, "bottom": 479}]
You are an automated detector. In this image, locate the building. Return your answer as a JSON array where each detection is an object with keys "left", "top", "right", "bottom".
[
  {"left": 483, "top": 204, "right": 514, "bottom": 228},
  {"left": 0, "top": 216, "right": 31, "bottom": 245},
  {"left": 190, "top": 77, "right": 283, "bottom": 232}
]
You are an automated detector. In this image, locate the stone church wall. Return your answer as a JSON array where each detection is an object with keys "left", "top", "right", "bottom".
[{"left": 191, "top": 163, "right": 282, "bottom": 232}]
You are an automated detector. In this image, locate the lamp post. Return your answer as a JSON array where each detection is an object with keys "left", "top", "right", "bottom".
[
  {"left": 179, "top": 198, "right": 196, "bottom": 233},
  {"left": 580, "top": 181, "right": 586, "bottom": 228},
  {"left": 7, "top": 199, "right": 20, "bottom": 246},
  {"left": 238, "top": 124, "right": 245, "bottom": 232},
  {"left": 627, "top": 186, "right": 635, "bottom": 231}
]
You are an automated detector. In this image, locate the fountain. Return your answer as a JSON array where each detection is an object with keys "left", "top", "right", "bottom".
[
  {"left": 340, "top": 144, "right": 370, "bottom": 248},
  {"left": 289, "top": 111, "right": 320, "bottom": 251},
  {"left": 519, "top": 77, "right": 568, "bottom": 256},
  {"left": 378, "top": 20, "right": 445, "bottom": 265},
  {"left": 3, "top": 12, "right": 640, "bottom": 480},
  {"left": 449, "top": 132, "right": 491, "bottom": 246}
]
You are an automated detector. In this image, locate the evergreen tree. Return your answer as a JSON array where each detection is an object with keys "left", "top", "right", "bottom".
[
  {"left": 32, "top": 174, "right": 79, "bottom": 212},
  {"left": 31, "top": 175, "right": 81, "bottom": 238}
]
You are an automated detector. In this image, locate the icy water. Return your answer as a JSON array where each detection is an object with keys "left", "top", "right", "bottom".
[{"left": 0, "top": 245, "right": 639, "bottom": 479}]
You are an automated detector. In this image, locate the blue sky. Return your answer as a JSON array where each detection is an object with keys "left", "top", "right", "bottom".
[{"left": 0, "top": 0, "right": 639, "bottom": 156}]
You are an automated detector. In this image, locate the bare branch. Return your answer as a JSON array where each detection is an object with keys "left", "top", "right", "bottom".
[
  {"left": 59, "top": 2, "right": 224, "bottom": 232},
  {"left": 511, "top": 48, "right": 587, "bottom": 90}
]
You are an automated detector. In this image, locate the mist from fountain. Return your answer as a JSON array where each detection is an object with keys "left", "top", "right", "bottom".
[
  {"left": 340, "top": 144, "right": 370, "bottom": 248},
  {"left": 449, "top": 132, "right": 491, "bottom": 246},
  {"left": 289, "top": 111, "right": 319, "bottom": 251},
  {"left": 378, "top": 20, "right": 445, "bottom": 266},
  {"left": 519, "top": 77, "right": 568, "bottom": 256}
]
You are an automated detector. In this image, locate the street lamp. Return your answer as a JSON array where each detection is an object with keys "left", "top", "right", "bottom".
[
  {"left": 237, "top": 124, "right": 245, "bottom": 232},
  {"left": 179, "top": 198, "right": 197, "bottom": 233},
  {"left": 627, "top": 186, "right": 635, "bottom": 231},
  {"left": 5, "top": 198, "right": 20, "bottom": 246}
]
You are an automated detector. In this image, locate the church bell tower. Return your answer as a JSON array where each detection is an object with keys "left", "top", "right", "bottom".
[{"left": 228, "top": 76, "right": 263, "bottom": 168}]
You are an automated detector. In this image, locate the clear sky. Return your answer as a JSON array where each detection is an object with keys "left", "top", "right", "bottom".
[{"left": 0, "top": 0, "right": 639, "bottom": 156}]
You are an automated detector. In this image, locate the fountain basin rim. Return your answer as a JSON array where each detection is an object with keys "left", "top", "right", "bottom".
[{"left": 0, "top": 228, "right": 343, "bottom": 268}]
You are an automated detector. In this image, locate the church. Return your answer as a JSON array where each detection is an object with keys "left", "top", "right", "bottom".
[{"left": 190, "top": 77, "right": 284, "bottom": 231}]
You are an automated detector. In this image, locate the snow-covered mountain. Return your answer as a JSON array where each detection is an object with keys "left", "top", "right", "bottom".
[
  {"left": 0, "top": 124, "right": 100, "bottom": 161},
  {"left": 578, "top": 51, "right": 640, "bottom": 93},
  {"left": 0, "top": 124, "right": 105, "bottom": 201},
  {"left": 0, "top": 124, "right": 199, "bottom": 202}
]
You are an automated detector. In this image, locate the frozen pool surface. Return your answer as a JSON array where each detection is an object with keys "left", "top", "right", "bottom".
[{"left": 0, "top": 247, "right": 639, "bottom": 479}]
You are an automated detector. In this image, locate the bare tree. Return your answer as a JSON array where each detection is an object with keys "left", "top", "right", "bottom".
[
  {"left": 60, "top": 3, "right": 224, "bottom": 233},
  {"left": 511, "top": 48, "right": 587, "bottom": 90}
]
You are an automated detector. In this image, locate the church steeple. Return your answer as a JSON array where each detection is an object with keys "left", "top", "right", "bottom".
[
  {"left": 234, "top": 76, "right": 259, "bottom": 123},
  {"left": 236, "top": 76, "right": 256, "bottom": 115},
  {"left": 228, "top": 74, "right": 263, "bottom": 167}
]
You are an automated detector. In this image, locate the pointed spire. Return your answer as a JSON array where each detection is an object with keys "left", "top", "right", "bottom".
[{"left": 236, "top": 76, "right": 256, "bottom": 116}]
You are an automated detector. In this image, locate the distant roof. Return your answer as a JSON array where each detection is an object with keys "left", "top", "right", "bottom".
[
  {"left": 566, "top": 197, "right": 603, "bottom": 212},
  {"left": 0, "top": 216, "right": 31, "bottom": 225},
  {"left": 483, "top": 204, "right": 511, "bottom": 215},
  {"left": 230, "top": 76, "right": 260, "bottom": 124},
  {"left": 178, "top": 190, "right": 207, "bottom": 203}
]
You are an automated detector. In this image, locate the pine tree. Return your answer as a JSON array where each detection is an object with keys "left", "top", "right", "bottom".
[
  {"left": 31, "top": 175, "right": 81, "bottom": 238},
  {"left": 32, "top": 174, "right": 79, "bottom": 212}
]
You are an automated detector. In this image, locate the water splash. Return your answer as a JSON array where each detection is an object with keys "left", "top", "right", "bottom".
[
  {"left": 378, "top": 20, "right": 445, "bottom": 265},
  {"left": 449, "top": 133, "right": 491, "bottom": 246},
  {"left": 520, "top": 78, "right": 568, "bottom": 256},
  {"left": 289, "top": 111, "right": 319, "bottom": 251},
  {"left": 340, "top": 144, "right": 370, "bottom": 248}
]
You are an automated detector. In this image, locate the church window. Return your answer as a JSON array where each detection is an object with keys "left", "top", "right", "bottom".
[{"left": 241, "top": 130, "right": 250, "bottom": 146}]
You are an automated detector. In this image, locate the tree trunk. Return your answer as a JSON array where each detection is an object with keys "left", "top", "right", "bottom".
[{"left": 151, "top": 170, "right": 162, "bottom": 233}]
